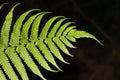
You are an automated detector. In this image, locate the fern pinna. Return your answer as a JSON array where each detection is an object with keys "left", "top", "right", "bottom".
[{"left": 0, "top": 3, "right": 103, "bottom": 80}]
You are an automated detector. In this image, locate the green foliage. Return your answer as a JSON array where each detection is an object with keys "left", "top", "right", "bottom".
[{"left": 0, "top": 3, "right": 103, "bottom": 80}]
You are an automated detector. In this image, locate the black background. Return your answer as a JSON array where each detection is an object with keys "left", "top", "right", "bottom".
[{"left": 0, "top": 0, "right": 120, "bottom": 80}]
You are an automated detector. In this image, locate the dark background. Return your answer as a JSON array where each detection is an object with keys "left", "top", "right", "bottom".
[{"left": 0, "top": 0, "right": 120, "bottom": 80}]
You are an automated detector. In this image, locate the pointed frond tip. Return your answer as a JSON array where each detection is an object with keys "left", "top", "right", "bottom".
[
  {"left": 73, "top": 30, "right": 104, "bottom": 46},
  {"left": 0, "top": 3, "right": 103, "bottom": 80},
  {"left": 0, "top": 3, "right": 9, "bottom": 10}
]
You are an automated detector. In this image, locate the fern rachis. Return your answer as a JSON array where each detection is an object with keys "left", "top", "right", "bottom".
[{"left": 0, "top": 3, "right": 103, "bottom": 80}]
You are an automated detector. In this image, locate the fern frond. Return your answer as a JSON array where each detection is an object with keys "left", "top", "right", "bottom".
[
  {"left": 53, "top": 22, "right": 75, "bottom": 56},
  {"left": 20, "top": 13, "right": 41, "bottom": 44},
  {"left": 36, "top": 40, "right": 62, "bottom": 71},
  {"left": 60, "top": 36, "right": 76, "bottom": 48},
  {"left": 0, "top": 49, "right": 19, "bottom": 80},
  {"left": 0, "top": 67, "right": 6, "bottom": 80},
  {"left": 16, "top": 45, "right": 46, "bottom": 80},
  {"left": 5, "top": 47, "right": 28, "bottom": 80},
  {"left": 48, "top": 18, "right": 67, "bottom": 37},
  {"left": 9, "top": 9, "right": 40, "bottom": 46},
  {"left": 45, "top": 38, "right": 70, "bottom": 64},
  {"left": 39, "top": 16, "right": 64, "bottom": 39},
  {"left": 0, "top": 3, "right": 103, "bottom": 80},
  {"left": 0, "top": 3, "right": 20, "bottom": 48},
  {"left": 26, "top": 42, "right": 57, "bottom": 72},
  {"left": 30, "top": 12, "right": 51, "bottom": 42},
  {"left": 73, "top": 30, "right": 103, "bottom": 45}
]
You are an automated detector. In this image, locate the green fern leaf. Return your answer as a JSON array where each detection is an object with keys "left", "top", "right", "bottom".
[
  {"left": 5, "top": 47, "right": 28, "bottom": 80},
  {"left": 16, "top": 45, "right": 46, "bottom": 80},
  {"left": 30, "top": 12, "right": 50, "bottom": 42},
  {"left": 0, "top": 3, "right": 103, "bottom": 80},
  {"left": 20, "top": 13, "right": 41, "bottom": 44},
  {"left": 48, "top": 18, "right": 68, "bottom": 37},
  {"left": 45, "top": 38, "right": 70, "bottom": 64},
  {"left": 0, "top": 49, "right": 19, "bottom": 80},
  {"left": 60, "top": 36, "right": 76, "bottom": 48},
  {"left": 53, "top": 37, "right": 72, "bottom": 56},
  {"left": 26, "top": 42, "right": 57, "bottom": 72},
  {"left": 36, "top": 40, "right": 62, "bottom": 71},
  {"left": 73, "top": 30, "right": 103, "bottom": 45},
  {"left": 9, "top": 9, "right": 40, "bottom": 46},
  {"left": 0, "top": 68, "right": 7, "bottom": 80},
  {"left": 53, "top": 22, "right": 75, "bottom": 56},
  {"left": 0, "top": 3, "right": 20, "bottom": 48},
  {"left": 39, "top": 16, "right": 64, "bottom": 39}
]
